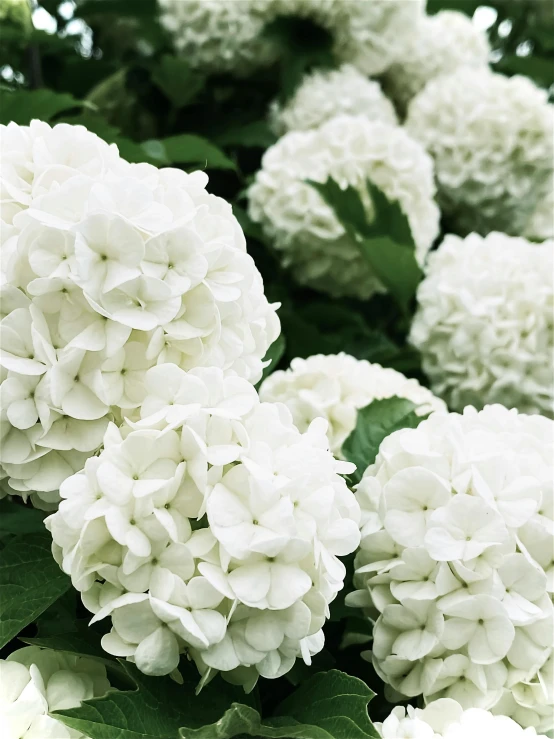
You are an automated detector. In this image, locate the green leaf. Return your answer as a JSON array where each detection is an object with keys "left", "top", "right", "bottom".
[
  {"left": 257, "top": 334, "right": 286, "bottom": 386},
  {"left": 214, "top": 120, "right": 277, "bottom": 149},
  {"left": 54, "top": 660, "right": 254, "bottom": 739},
  {"left": 152, "top": 55, "right": 205, "bottom": 108},
  {"left": 342, "top": 397, "right": 426, "bottom": 485},
  {"left": 180, "top": 670, "right": 378, "bottom": 738},
  {"left": 0, "top": 532, "right": 70, "bottom": 648},
  {"left": 0, "top": 499, "right": 46, "bottom": 535},
  {"left": 0, "top": 89, "right": 83, "bottom": 125},
  {"left": 307, "top": 178, "right": 423, "bottom": 314},
  {"left": 143, "top": 134, "right": 237, "bottom": 170}
]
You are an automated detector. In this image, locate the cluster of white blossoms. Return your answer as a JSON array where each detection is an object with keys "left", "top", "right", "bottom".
[
  {"left": 259, "top": 353, "right": 446, "bottom": 456},
  {"left": 350, "top": 405, "right": 554, "bottom": 732},
  {"left": 409, "top": 232, "right": 554, "bottom": 417},
  {"left": 377, "top": 698, "right": 549, "bottom": 739},
  {"left": 269, "top": 64, "right": 397, "bottom": 135},
  {"left": 0, "top": 120, "right": 279, "bottom": 507},
  {"left": 248, "top": 115, "right": 439, "bottom": 299},
  {"left": 159, "top": 0, "right": 423, "bottom": 77},
  {"left": 384, "top": 10, "right": 490, "bottom": 111},
  {"left": 406, "top": 67, "right": 554, "bottom": 235},
  {"left": 46, "top": 364, "right": 361, "bottom": 689},
  {"left": 0, "top": 646, "right": 110, "bottom": 739}
]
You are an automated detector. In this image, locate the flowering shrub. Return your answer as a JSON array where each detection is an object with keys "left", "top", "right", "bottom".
[
  {"left": 248, "top": 115, "right": 439, "bottom": 299},
  {"left": 377, "top": 698, "right": 549, "bottom": 738},
  {"left": 350, "top": 405, "right": 554, "bottom": 731},
  {"left": 0, "top": 121, "right": 279, "bottom": 507},
  {"left": 260, "top": 353, "right": 446, "bottom": 456},
  {"left": 1, "top": 0, "right": 553, "bottom": 736},
  {"left": 406, "top": 67, "right": 553, "bottom": 235},
  {"left": 46, "top": 364, "right": 360, "bottom": 685},
  {"left": 410, "top": 232, "right": 554, "bottom": 416},
  {"left": 0, "top": 646, "right": 110, "bottom": 739}
]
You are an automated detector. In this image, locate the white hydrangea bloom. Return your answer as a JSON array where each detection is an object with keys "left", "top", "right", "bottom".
[
  {"left": 248, "top": 115, "right": 439, "bottom": 299},
  {"left": 46, "top": 364, "right": 360, "bottom": 689},
  {"left": 377, "top": 698, "right": 549, "bottom": 738},
  {"left": 385, "top": 11, "right": 490, "bottom": 111},
  {"left": 0, "top": 121, "right": 280, "bottom": 507},
  {"left": 0, "top": 646, "right": 110, "bottom": 739},
  {"left": 524, "top": 182, "right": 554, "bottom": 242},
  {"left": 350, "top": 405, "right": 554, "bottom": 732},
  {"left": 259, "top": 353, "right": 446, "bottom": 456},
  {"left": 269, "top": 64, "right": 397, "bottom": 135},
  {"left": 159, "top": 0, "right": 423, "bottom": 76},
  {"left": 406, "top": 68, "right": 554, "bottom": 235},
  {"left": 409, "top": 232, "right": 554, "bottom": 417}
]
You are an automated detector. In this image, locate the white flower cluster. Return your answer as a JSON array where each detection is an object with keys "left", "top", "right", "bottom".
[
  {"left": 525, "top": 184, "right": 554, "bottom": 242},
  {"left": 0, "top": 646, "right": 110, "bottom": 739},
  {"left": 269, "top": 64, "right": 397, "bottom": 135},
  {"left": 259, "top": 353, "right": 446, "bottom": 456},
  {"left": 46, "top": 364, "right": 360, "bottom": 689},
  {"left": 350, "top": 405, "right": 554, "bottom": 733},
  {"left": 248, "top": 115, "right": 439, "bottom": 299},
  {"left": 385, "top": 10, "right": 490, "bottom": 111},
  {"left": 409, "top": 232, "right": 554, "bottom": 417},
  {"left": 406, "top": 67, "right": 554, "bottom": 235},
  {"left": 159, "top": 0, "right": 423, "bottom": 77},
  {"left": 0, "top": 121, "right": 279, "bottom": 507},
  {"left": 377, "top": 698, "right": 549, "bottom": 739}
]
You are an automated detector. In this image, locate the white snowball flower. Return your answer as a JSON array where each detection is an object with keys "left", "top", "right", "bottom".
[
  {"left": 409, "top": 232, "right": 554, "bottom": 417},
  {"left": 377, "top": 698, "right": 549, "bottom": 738},
  {"left": 384, "top": 11, "right": 490, "bottom": 112},
  {"left": 248, "top": 115, "right": 439, "bottom": 299},
  {"left": 350, "top": 405, "right": 554, "bottom": 732},
  {"left": 159, "top": 0, "right": 423, "bottom": 77},
  {"left": 524, "top": 182, "right": 554, "bottom": 242},
  {"left": 259, "top": 353, "right": 446, "bottom": 456},
  {"left": 406, "top": 67, "right": 554, "bottom": 235},
  {"left": 0, "top": 121, "right": 280, "bottom": 507},
  {"left": 269, "top": 64, "right": 397, "bottom": 135},
  {"left": 0, "top": 646, "right": 110, "bottom": 739},
  {"left": 46, "top": 364, "right": 360, "bottom": 689}
]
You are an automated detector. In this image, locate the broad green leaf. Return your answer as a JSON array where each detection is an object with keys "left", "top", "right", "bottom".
[
  {"left": 307, "top": 178, "right": 423, "bottom": 314},
  {"left": 0, "top": 532, "right": 70, "bottom": 648},
  {"left": 0, "top": 499, "right": 46, "bottom": 535},
  {"left": 180, "top": 670, "right": 378, "bottom": 738},
  {"left": 23, "top": 625, "right": 108, "bottom": 662},
  {"left": 152, "top": 55, "right": 205, "bottom": 108},
  {"left": 0, "top": 89, "right": 83, "bottom": 125},
  {"left": 342, "top": 397, "right": 426, "bottom": 485},
  {"left": 54, "top": 660, "right": 255, "bottom": 739},
  {"left": 258, "top": 334, "right": 286, "bottom": 385},
  {"left": 215, "top": 120, "right": 277, "bottom": 149},
  {"left": 143, "top": 134, "right": 237, "bottom": 170}
]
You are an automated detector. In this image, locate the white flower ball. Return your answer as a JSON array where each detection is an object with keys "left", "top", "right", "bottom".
[
  {"left": 350, "top": 405, "right": 554, "bottom": 732},
  {"left": 0, "top": 646, "right": 110, "bottom": 739},
  {"left": 409, "top": 232, "right": 554, "bottom": 417},
  {"left": 259, "top": 353, "right": 446, "bottom": 456},
  {"left": 377, "top": 698, "right": 549, "bottom": 739},
  {"left": 269, "top": 64, "right": 397, "bottom": 135},
  {"left": 46, "top": 364, "right": 360, "bottom": 688},
  {"left": 159, "top": 0, "right": 423, "bottom": 77},
  {"left": 406, "top": 68, "right": 554, "bottom": 235},
  {"left": 525, "top": 183, "right": 554, "bottom": 242},
  {"left": 248, "top": 115, "right": 439, "bottom": 299},
  {"left": 385, "top": 11, "right": 490, "bottom": 111},
  {"left": 0, "top": 120, "right": 279, "bottom": 507}
]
